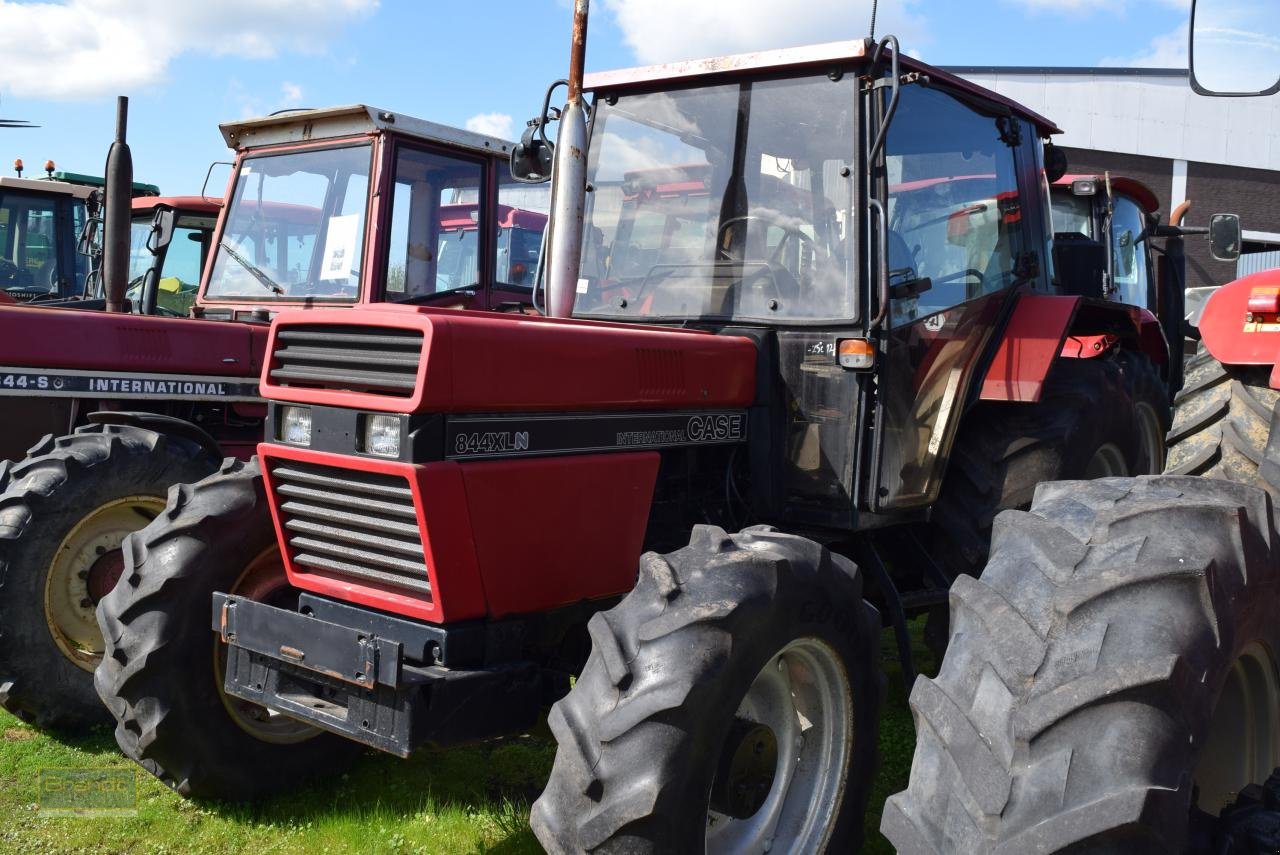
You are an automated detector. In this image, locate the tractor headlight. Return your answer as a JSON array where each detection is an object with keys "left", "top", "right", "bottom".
[
  {"left": 362, "top": 414, "right": 401, "bottom": 457},
  {"left": 279, "top": 406, "right": 312, "bottom": 446}
]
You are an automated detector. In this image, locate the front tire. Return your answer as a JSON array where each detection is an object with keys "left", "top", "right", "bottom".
[
  {"left": 531, "top": 525, "right": 883, "bottom": 854},
  {"left": 95, "top": 457, "right": 359, "bottom": 800},
  {"left": 883, "top": 476, "right": 1280, "bottom": 853},
  {"left": 0, "top": 424, "right": 217, "bottom": 728}
]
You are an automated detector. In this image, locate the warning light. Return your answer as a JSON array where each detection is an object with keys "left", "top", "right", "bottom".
[{"left": 13, "top": 158, "right": 22, "bottom": 177}]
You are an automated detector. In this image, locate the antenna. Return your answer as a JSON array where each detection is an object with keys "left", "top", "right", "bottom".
[{"left": 869, "top": 0, "right": 879, "bottom": 39}]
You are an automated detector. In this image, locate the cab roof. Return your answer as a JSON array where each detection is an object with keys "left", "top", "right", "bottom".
[
  {"left": 218, "top": 104, "right": 516, "bottom": 159},
  {"left": 131, "top": 195, "right": 222, "bottom": 215},
  {"left": 0, "top": 175, "right": 94, "bottom": 199},
  {"left": 582, "top": 39, "right": 1061, "bottom": 137},
  {"left": 1054, "top": 174, "right": 1161, "bottom": 214}
]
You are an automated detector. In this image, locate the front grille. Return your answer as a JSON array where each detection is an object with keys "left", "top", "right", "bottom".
[
  {"left": 270, "top": 325, "right": 423, "bottom": 397},
  {"left": 269, "top": 460, "right": 430, "bottom": 597}
]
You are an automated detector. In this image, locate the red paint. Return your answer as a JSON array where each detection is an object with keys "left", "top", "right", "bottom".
[
  {"left": 259, "top": 443, "right": 658, "bottom": 622},
  {"left": 1060, "top": 333, "right": 1118, "bottom": 358},
  {"left": 1200, "top": 270, "right": 1280, "bottom": 383},
  {"left": 259, "top": 443, "right": 489, "bottom": 623},
  {"left": 0, "top": 304, "right": 261, "bottom": 376},
  {"left": 132, "top": 195, "right": 222, "bottom": 216},
  {"left": 980, "top": 294, "right": 1080, "bottom": 402},
  {"left": 460, "top": 452, "right": 659, "bottom": 618},
  {"left": 262, "top": 304, "right": 758, "bottom": 414},
  {"left": 0, "top": 291, "right": 14, "bottom": 305}
]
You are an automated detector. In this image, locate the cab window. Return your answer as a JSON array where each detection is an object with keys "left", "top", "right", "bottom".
[
  {"left": 884, "top": 86, "right": 1026, "bottom": 326},
  {"left": 1111, "top": 196, "right": 1150, "bottom": 309}
]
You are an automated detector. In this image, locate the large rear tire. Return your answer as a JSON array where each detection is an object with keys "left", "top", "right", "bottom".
[
  {"left": 95, "top": 457, "right": 359, "bottom": 800},
  {"left": 930, "top": 355, "right": 1154, "bottom": 580},
  {"left": 883, "top": 476, "right": 1280, "bottom": 853},
  {"left": 531, "top": 525, "right": 883, "bottom": 854},
  {"left": 1166, "top": 348, "right": 1279, "bottom": 494},
  {"left": 0, "top": 424, "right": 217, "bottom": 728}
]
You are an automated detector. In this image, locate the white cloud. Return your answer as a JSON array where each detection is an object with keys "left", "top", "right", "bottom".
[
  {"left": 1014, "top": 0, "right": 1120, "bottom": 10},
  {"left": 601, "top": 0, "right": 929, "bottom": 65},
  {"left": 0, "top": 0, "right": 377, "bottom": 100},
  {"left": 465, "top": 112, "right": 515, "bottom": 140},
  {"left": 1101, "top": 23, "right": 1188, "bottom": 67},
  {"left": 280, "top": 82, "right": 305, "bottom": 108}
]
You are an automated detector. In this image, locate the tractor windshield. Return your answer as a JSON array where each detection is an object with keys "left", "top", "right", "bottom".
[
  {"left": 205, "top": 143, "right": 371, "bottom": 302},
  {"left": 576, "top": 74, "right": 858, "bottom": 323}
]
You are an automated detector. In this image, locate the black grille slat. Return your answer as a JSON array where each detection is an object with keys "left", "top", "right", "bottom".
[
  {"left": 270, "top": 465, "right": 412, "bottom": 501},
  {"left": 271, "top": 324, "right": 423, "bottom": 397},
  {"left": 270, "top": 460, "right": 429, "bottom": 598},
  {"left": 276, "top": 482, "right": 417, "bottom": 521}
]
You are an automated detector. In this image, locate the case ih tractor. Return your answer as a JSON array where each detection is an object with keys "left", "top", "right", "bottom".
[
  {"left": 0, "top": 105, "right": 546, "bottom": 731},
  {"left": 92, "top": 6, "right": 1201, "bottom": 849},
  {"left": 885, "top": 1, "right": 1280, "bottom": 852}
]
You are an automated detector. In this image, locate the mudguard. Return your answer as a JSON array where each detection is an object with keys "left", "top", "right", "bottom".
[{"left": 1198, "top": 269, "right": 1280, "bottom": 389}]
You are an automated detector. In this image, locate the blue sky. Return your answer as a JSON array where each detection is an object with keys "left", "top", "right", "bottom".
[{"left": 0, "top": 0, "right": 1190, "bottom": 195}]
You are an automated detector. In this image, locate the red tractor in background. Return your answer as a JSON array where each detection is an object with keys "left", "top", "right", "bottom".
[
  {"left": 94, "top": 5, "right": 1201, "bottom": 849},
  {"left": 0, "top": 104, "right": 547, "bottom": 731},
  {"left": 885, "top": 1, "right": 1280, "bottom": 852}
]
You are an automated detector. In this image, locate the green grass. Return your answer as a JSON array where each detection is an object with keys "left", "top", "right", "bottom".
[{"left": 0, "top": 622, "right": 932, "bottom": 854}]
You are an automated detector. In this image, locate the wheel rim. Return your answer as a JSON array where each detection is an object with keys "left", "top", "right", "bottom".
[
  {"left": 213, "top": 546, "right": 321, "bottom": 745},
  {"left": 705, "top": 637, "right": 853, "bottom": 854},
  {"left": 43, "top": 495, "right": 165, "bottom": 672},
  {"left": 1194, "top": 642, "right": 1280, "bottom": 816},
  {"left": 1083, "top": 443, "right": 1128, "bottom": 479},
  {"left": 1134, "top": 401, "right": 1166, "bottom": 475}
]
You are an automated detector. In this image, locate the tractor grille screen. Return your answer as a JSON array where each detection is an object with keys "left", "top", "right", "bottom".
[
  {"left": 269, "top": 460, "right": 430, "bottom": 597},
  {"left": 270, "top": 325, "right": 423, "bottom": 397}
]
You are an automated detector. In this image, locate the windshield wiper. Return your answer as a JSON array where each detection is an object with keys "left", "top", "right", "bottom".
[{"left": 219, "top": 241, "right": 284, "bottom": 295}]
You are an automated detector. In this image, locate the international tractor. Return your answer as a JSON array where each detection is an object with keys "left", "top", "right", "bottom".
[
  {"left": 886, "top": 1, "right": 1280, "bottom": 853},
  {"left": 90, "top": 4, "right": 1212, "bottom": 850},
  {"left": 0, "top": 105, "right": 546, "bottom": 731}
]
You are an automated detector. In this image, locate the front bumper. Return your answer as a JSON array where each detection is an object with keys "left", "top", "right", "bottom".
[{"left": 212, "top": 591, "right": 542, "bottom": 757}]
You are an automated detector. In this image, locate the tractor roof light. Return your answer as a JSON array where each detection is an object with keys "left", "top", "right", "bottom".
[
  {"left": 12, "top": 158, "right": 22, "bottom": 176},
  {"left": 838, "top": 338, "right": 876, "bottom": 370},
  {"left": 1071, "top": 178, "right": 1097, "bottom": 196}
]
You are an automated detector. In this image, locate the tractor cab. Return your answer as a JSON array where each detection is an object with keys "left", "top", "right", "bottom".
[
  {"left": 124, "top": 196, "right": 223, "bottom": 316},
  {"left": 193, "top": 106, "right": 549, "bottom": 323}
]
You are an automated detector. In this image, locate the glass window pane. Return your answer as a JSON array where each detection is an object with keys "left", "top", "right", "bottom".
[
  {"left": 206, "top": 144, "right": 371, "bottom": 302},
  {"left": 884, "top": 87, "right": 1025, "bottom": 325},
  {"left": 384, "top": 147, "right": 484, "bottom": 301},
  {"left": 1111, "top": 197, "right": 1149, "bottom": 308},
  {"left": 496, "top": 173, "right": 549, "bottom": 287},
  {"left": 0, "top": 194, "right": 59, "bottom": 293}
]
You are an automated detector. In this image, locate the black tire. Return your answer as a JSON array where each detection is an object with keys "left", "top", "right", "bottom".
[
  {"left": 1115, "top": 349, "right": 1170, "bottom": 475},
  {"left": 883, "top": 476, "right": 1280, "bottom": 854},
  {"left": 95, "top": 457, "right": 359, "bottom": 800},
  {"left": 1166, "top": 348, "right": 1280, "bottom": 495},
  {"left": 531, "top": 525, "right": 883, "bottom": 854},
  {"left": 930, "top": 356, "right": 1142, "bottom": 580},
  {"left": 0, "top": 423, "right": 217, "bottom": 729}
]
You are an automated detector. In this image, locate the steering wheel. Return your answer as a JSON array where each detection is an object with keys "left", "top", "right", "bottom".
[{"left": 716, "top": 214, "right": 819, "bottom": 303}]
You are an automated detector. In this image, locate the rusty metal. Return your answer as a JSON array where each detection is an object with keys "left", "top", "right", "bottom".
[
  {"left": 1171, "top": 199, "right": 1192, "bottom": 228},
  {"left": 567, "top": 0, "right": 589, "bottom": 101}
]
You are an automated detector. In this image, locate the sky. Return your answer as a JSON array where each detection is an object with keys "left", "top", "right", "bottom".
[{"left": 0, "top": 0, "right": 1193, "bottom": 195}]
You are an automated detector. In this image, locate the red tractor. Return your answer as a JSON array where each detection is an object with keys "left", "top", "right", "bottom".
[
  {"left": 0, "top": 105, "right": 546, "bottom": 731},
  {"left": 93, "top": 7, "right": 1198, "bottom": 849},
  {"left": 885, "top": 1, "right": 1280, "bottom": 852}
]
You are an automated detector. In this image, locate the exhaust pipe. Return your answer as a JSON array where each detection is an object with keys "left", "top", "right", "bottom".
[
  {"left": 544, "top": 0, "right": 589, "bottom": 318},
  {"left": 102, "top": 96, "right": 133, "bottom": 313}
]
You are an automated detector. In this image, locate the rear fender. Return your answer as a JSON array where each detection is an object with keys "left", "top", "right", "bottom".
[
  {"left": 1198, "top": 270, "right": 1280, "bottom": 389},
  {"left": 979, "top": 294, "right": 1168, "bottom": 403}
]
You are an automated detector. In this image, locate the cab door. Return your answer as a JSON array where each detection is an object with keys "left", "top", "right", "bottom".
[{"left": 869, "top": 85, "right": 1043, "bottom": 510}]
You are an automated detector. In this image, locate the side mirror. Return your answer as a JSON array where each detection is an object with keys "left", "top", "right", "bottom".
[
  {"left": 1043, "top": 143, "right": 1068, "bottom": 183},
  {"left": 510, "top": 117, "right": 555, "bottom": 184},
  {"left": 1209, "top": 212, "right": 1242, "bottom": 261},
  {"left": 1191, "top": 0, "right": 1280, "bottom": 96},
  {"left": 146, "top": 208, "right": 176, "bottom": 254}
]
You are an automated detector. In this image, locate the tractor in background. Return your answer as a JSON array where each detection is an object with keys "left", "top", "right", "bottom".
[
  {"left": 95, "top": 5, "right": 1186, "bottom": 850},
  {"left": 886, "top": 0, "right": 1280, "bottom": 852},
  {"left": 0, "top": 104, "right": 547, "bottom": 731}
]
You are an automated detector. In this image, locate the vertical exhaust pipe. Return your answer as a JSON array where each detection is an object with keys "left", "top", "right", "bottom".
[
  {"left": 544, "top": 0, "right": 589, "bottom": 318},
  {"left": 102, "top": 96, "right": 133, "bottom": 313}
]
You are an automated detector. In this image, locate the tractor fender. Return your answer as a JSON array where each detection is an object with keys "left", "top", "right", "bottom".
[
  {"left": 1198, "top": 269, "right": 1280, "bottom": 388},
  {"left": 979, "top": 293, "right": 1168, "bottom": 403},
  {"left": 86, "top": 411, "right": 225, "bottom": 465}
]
